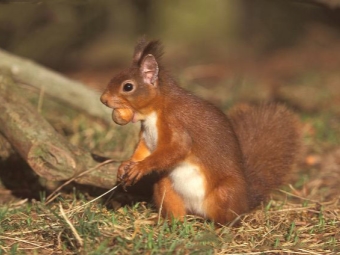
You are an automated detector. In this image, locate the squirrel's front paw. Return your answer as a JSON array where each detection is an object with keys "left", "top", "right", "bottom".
[
  {"left": 124, "top": 162, "right": 145, "bottom": 186},
  {"left": 117, "top": 160, "right": 135, "bottom": 183},
  {"left": 118, "top": 161, "right": 148, "bottom": 188}
]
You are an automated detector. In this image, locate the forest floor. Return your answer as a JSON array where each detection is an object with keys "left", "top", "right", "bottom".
[{"left": 0, "top": 35, "right": 340, "bottom": 254}]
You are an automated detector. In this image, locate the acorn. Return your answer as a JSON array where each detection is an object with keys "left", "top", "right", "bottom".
[{"left": 112, "top": 108, "right": 134, "bottom": 125}]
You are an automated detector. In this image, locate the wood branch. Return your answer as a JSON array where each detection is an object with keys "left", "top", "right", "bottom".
[
  {"left": 0, "top": 71, "right": 118, "bottom": 189},
  {"left": 284, "top": 0, "right": 340, "bottom": 9},
  {"left": 0, "top": 48, "right": 111, "bottom": 124}
]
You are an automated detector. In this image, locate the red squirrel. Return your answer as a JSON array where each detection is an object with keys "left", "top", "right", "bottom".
[{"left": 100, "top": 39, "right": 301, "bottom": 224}]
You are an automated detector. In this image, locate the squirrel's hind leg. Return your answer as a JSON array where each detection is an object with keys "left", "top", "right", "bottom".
[
  {"left": 204, "top": 181, "right": 249, "bottom": 225},
  {"left": 153, "top": 176, "right": 186, "bottom": 221}
]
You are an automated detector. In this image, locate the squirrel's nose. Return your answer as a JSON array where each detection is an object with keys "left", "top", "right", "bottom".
[{"left": 100, "top": 94, "right": 109, "bottom": 106}]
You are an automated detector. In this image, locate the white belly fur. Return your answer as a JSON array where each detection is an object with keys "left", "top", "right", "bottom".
[
  {"left": 170, "top": 162, "right": 206, "bottom": 216},
  {"left": 142, "top": 112, "right": 158, "bottom": 152}
]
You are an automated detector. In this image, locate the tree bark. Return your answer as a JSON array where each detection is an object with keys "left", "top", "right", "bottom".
[
  {"left": 0, "top": 71, "right": 118, "bottom": 189},
  {"left": 0, "top": 48, "right": 111, "bottom": 124}
]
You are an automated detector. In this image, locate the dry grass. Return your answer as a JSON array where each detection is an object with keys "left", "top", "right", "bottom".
[{"left": 0, "top": 189, "right": 339, "bottom": 254}]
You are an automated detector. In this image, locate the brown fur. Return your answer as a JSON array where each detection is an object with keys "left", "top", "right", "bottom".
[
  {"left": 100, "top": 39, "right": 301, "bottom": 224},
  {"left": 228, "top": 103, "right": 301, "bottom": 209},
  {"left": 153, "top": 176, "right": 186, "bottom": 220}
]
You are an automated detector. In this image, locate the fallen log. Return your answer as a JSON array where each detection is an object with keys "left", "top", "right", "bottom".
[
  {"left": 0, "top": 71, "right": 119, "bottom": 189},
  {"left": 0, "top": 48, "right": 111, "bottom": 124}
]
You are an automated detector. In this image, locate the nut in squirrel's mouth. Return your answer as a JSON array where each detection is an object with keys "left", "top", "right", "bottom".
[{"left": 112, "top": 108, "right": 135, "bottom": 125}]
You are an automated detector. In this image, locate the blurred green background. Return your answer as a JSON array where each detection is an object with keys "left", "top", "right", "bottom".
[
  {"left": 0, "top": 0, "right": 339, "bottom": 69},
  {"left": 1, "top": 0, "right": 339, "bottom": 110}
]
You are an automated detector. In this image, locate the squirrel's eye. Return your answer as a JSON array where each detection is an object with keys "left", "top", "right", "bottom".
[{"left": 123, "top": 83, "right": 134, "bottom": 92}]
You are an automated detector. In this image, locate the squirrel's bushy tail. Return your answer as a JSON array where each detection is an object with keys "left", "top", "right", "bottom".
[{"left": 228, "top": 103, "right": 301, "bottom": 209}]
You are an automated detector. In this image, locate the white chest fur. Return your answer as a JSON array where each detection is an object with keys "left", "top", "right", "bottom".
[
  {"left": 170, "top": 162, "right": 206, "bottom": 216},
  {"left": 142, "top": 112, "right": 158, "bottom": 152}
]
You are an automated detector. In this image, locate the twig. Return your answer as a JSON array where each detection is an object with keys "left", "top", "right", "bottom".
[
  {"left": 45, "top": 192, "right": 62, "bottom": 205},
  {"left": 45, "top": 159, "right": 119, "bottom": 204},
  {"left": 279, "top": 187, "right": 321, "bottom": 203},
  {"left": 158, "top": 189, "right": 166, "bottom": 224},
  {"left": 57, "top": 231, "right": 63, "bottom": 250},
  {"left": 0, "top": 235, "right": 51, "bottom": 249},
  {"left": 9, "top": 199, "right": 28, "bottom": 208},
  {"left": 227, "top": 210, "right": 245, "bottom": 228},
  {"left": 59, "top": 203, "right": 83, "bottom": 248},
  {"left": 66, "top": 184, "right": 121, "bottom": 215}
]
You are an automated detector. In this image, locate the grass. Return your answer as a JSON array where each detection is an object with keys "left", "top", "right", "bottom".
[
  {"left": 1, "top": 43, "right": 340, "bottom": 254},
  {"left": 0, "top": 192, "right": 339, "bottom": 254}
]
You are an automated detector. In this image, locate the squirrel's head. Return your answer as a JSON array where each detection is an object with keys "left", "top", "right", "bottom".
[{"left": 100, "top": 38, "right": 163, "bottom": 125}]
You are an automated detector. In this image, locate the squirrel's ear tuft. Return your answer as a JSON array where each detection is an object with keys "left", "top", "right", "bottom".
[
  {"left": 132, "top": 37, "right": 148, "bottom": 64},
  {"left": 140, "top": 54, "right": 159, "bottom": 85},
  {"left": 132, "top": 38, "right": 163, "bottom": 67}
]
